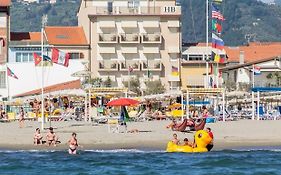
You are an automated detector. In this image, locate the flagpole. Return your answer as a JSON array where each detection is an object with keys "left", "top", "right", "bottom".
[
  {"left": 216, "top": 62, "right": 219, "bottom": 87},
  {"left": 6, "top": 65, "right": 10, "bottom": 101},
  {"left": 41, "top": 15, "right": 47, "bottom": 130},
  {"left": 128, "top": 66, "right": 130, "bottom": 98},
  {"left": 252, "top": 65, "right": 255, "bottom": 88},
  {"left": 206, "top": 0, "right": 209, "bottom": 88},
  {"left": 252, "top": 65, "right": 255, "bottom": 120}
]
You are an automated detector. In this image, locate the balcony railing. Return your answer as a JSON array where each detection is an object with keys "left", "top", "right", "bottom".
[
  {"left": 98, "top": 34, "right": 118, "bottom": 43},
  {"left": 98, "top": 60, "right": 118, "bottom": 71},
  {"left": 142, "top": 60, "right": 162, "bottom": 71},
  {"left": 142, "top": 34, "right": 161, "bottom": 43},
  {"left": 120, "top": 34, "right": 140, "bottom": 43},
  {"left": 89, "top": 6, "right": 181, "bottom": 16},
  {"left": 120, "top": 61, "right": 141, "bottom": 71}
]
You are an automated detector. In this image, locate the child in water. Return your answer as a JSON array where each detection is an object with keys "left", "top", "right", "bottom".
[{"left": 68, "top": 133, "right": 78, "bottom": 154}]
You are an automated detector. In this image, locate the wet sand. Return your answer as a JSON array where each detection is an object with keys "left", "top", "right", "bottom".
[{"left": 0, "top": 120, "right": 281, "bottom": 151}]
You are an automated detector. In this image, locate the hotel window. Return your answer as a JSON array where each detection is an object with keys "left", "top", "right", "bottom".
[
  {"left": 0, "top": 71, "right": 6, "bottom": 88},
  {"left": 69, "top": 53, "right": 84, "bottom": 59},
  {"left": 16, "top": 53, "right": 22, "bottom": 62},
  {"left": 22, "top": 53, "right": 29, "bottom": 62},
  {"left": 128, "top": 0, "right": 140, "bottom": 8},
  {"left": 188, "top": 54, "right": 203, "bottom": 61}
]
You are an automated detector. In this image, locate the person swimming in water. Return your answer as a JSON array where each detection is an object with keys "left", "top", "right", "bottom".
[{"left": 68, "top": 132, "right": 78, "bottom": 154}]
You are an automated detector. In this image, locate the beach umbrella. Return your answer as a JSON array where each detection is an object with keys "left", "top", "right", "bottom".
[{"left": 107, "top": 98, "right": 139, "bottom": 106}]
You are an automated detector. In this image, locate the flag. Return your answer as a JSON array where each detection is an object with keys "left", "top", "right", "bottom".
[
  {"left": 253, "top": 65, "right": 261, "bottom": 75},
  {"left": 211, "top": 51, "right": 225, "bottom": 63},
  {"left": 33, "top": 53, "right": 42, "bottom": 66},
  {"left": 7, "top": 67, "right": 18, "bottom": 79},
  {"left": 171, "top": 66, "right": 179, "bottom": 76},
  {"left": 51, "top": 48, "right": 70, "bottom": 67},
  {"left": 212, "top": 5, "right": 225, "bottom": 21},
  {"left": 128, "top": 66, "right": 133, "bottom": 73},
  {"left": 212, "top": 20, "right": 222, "bottom": 34},
  {"left": 213, "top": 0, "right": 222, "bottom": 4},
  {"left": 212, "top": 33, "right": 224, "bottom": 50}
]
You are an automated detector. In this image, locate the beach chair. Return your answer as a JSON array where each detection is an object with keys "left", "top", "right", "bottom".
[
  {"left": 107, "top": 119, "right": 127, "bottom": 133},
  {"left": 7, "top": 112, "right": 16, "bottom": 121}
]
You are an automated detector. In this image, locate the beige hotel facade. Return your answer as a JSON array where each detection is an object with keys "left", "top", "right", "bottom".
[{"left": 78, "top": 0, "right": 181, "bottom": 90}]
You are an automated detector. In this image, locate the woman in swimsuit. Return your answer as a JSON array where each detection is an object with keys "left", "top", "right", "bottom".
[
  {"left": 33, "top": 128, "right": 43, "bottom": 145},
  {"left": 68, "top": 133, "right": 78, "bottom": 154}
]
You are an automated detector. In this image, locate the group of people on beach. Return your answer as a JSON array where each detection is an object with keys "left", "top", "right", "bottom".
[
  {"left": 33, "top": 127, "right": 79, "bottom": 154},
  {"left": 171, "top": 127, "right": 214, "bottom": 151}
]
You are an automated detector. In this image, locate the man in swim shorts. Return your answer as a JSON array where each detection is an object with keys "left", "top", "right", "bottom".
[{"left": 46, "top": 127, "right": 58, "bottom": 146}]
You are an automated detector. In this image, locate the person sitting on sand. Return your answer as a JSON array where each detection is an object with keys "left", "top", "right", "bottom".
[
  {"left": 206, "top": 127, "right": 214, "bottom": 151},
  {"left": 46, "top": 127, "right": 58, "bottom": 146},
  {"left": 68, "top": 132, "right": 78, "bottom": 154},
  {"left": 182, "top": 138, "right": 193, "bottom": 147},
  {"left": 33, "top": 128, "right": 43, "bottom": 145},
  {"left": 172, "top": 133, "right": 180, "bottom": 145}
]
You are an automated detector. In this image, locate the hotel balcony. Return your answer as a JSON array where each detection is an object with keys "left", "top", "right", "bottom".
[
  {"left": 142, "top": 34, "right": 162, "bottom": 44},
  {"left": 143, "top": 46, "right": 160, "bottom": 54},
  {"left": 142, "top": 60, "right": 162, "bottom": 71},
  {"left": 88, "top": 6, "right": 181, "bottom": 16},
  {"left": 120, "top": 34, "right": 140, "bottom": 43},
  {"left": 98, "top": 46, "right": 116, "bottom": 54},
  {"left": 119, "top": 60, "right": 141, "bottom": 71},
  {"left": 98, "top": 60, "right": 118, "bottom": 71},
  {"left": 98, "top": 34, "right": 118, "bottom": 43}
]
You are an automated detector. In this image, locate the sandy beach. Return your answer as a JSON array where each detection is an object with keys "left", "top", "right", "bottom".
[{"left": 0, "top": 120, "right": 281, "bottom": 151}]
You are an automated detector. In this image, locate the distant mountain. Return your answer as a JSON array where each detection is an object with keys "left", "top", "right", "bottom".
[
  {"left": 181, "top": 0, "right": 281, "bottom": 45},
  {"left": 10, "top": 0, "right": 281, "bottom": 46}
]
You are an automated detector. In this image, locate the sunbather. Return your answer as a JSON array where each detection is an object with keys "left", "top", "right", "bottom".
[
  {"left": 46, "top": 127, "right": 59, "bottom": 146},
  {"left": 172, "top": 133, "right": 180, "bottom": 145},
  {"left": 182, "top": 138, "right": 193, "bottom": 147},
  {"left": 33, "top": 128, "right": 43, "bottom": 145}
]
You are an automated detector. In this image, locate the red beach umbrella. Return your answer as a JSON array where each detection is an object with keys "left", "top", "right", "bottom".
[{"left": 107, "top": 98, "right": 139, "bottom": 106}]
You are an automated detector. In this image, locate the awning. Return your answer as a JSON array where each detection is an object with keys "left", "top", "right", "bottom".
[
  {"left": 121, "top": 47, "right": 138, "bottom": 53},
  {"left": 168, "top": 47, "right": 180, "bottom": 53},
  {"left": 13, "top": 79, "right": 81, "bottom": 98},
  {"left": 167, "top": 20, "right": 180, "bottom": 28},
  {"left": 99, "top": 47, "right": 116, "bottom": 53},
  {"left": 143, "top": 21, "right": 159, "bottom": 28},
  {"left": 143, "top": 46, "right": 159, "bottom": 54},
  {"left": 121, "top": 21, "right": 138, "bottom": 28},
  {"left": 99, "top": 21, "right": 115, "bottom": 28}
]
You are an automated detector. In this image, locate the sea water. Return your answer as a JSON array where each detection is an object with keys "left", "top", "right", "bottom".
[{"left": 0, "top": 149, "right": 281, "bottom": 175}]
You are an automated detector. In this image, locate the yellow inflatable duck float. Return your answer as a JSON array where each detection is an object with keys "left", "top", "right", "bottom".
[{"left": 166, "top": 130, "right": 213, "bottom": 153}]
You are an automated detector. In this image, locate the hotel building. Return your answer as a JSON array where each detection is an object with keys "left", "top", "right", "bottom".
[{"left": 77, "top": 0, "right": 181, "bottom": 90}]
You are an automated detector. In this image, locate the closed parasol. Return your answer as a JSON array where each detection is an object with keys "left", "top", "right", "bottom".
[{"left": 107, "top": 98, "right": 139, "bottom": 106}]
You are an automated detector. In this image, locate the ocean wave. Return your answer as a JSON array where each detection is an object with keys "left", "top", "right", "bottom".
[{"left": 84, "top": 149, "right": 164, "bottom": 153}]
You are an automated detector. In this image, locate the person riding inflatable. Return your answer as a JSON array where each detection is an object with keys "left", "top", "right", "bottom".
[{"left": 166, "top": 130, "right": 213, "bottom": 153}]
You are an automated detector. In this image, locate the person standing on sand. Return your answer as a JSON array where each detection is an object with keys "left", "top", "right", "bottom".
[
  {"left": 19, "top": 107, "right": 25, "bottom": 128},
  {"left": 68, "top": 133, "right": 78, "bottom": 154}
]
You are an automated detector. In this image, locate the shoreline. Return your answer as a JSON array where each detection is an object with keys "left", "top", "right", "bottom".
[{"left": 0, "top": 140, "right": 281, "bottom": 151}]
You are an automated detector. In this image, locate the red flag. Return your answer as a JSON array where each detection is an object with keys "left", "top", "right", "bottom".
[
  {"left": 209, "top": 63, "right": 213, "bottom": 75},
  {"left": 33, "top": 53, "right": 42, "bottom": 66},
  {"left": 52, "top": 48, "right": 70, "bottom": 67},
  {"left": 128, "top": 66, "right": 133, "bottom": 73},
  {"left": 7, "top": 67, "right": 18, "bottom": 79}
]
